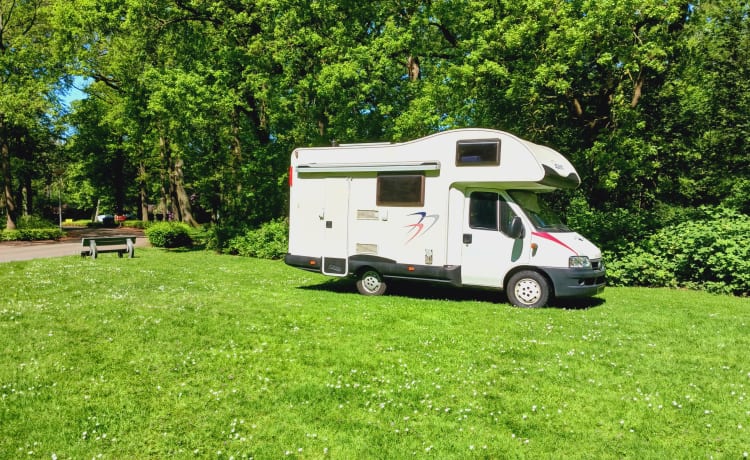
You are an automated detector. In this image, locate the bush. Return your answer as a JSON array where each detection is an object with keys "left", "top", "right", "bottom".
[
  {"left": 122, "top": 220, "right": 148, "bottom": 229},
  {"left": 607, "top": 207, "right": 750, "bottom": 295},
  {"left": 565, "top": 195, "right": 655, "bottom": 253},
  {"left": 18, "top": 215, "right": 57, "bottom": 229},
  {"left": 225, "top": 218, "right": 288, "bottom": 259},
  {"left": 0, "top": 215, "right": 63, "bottom": 241},
  {"left": 1, "top": 228, "right": 64, "bottom": 241},
  {"left": 145, "top": 222, "right": 193, "bottom": 248}
]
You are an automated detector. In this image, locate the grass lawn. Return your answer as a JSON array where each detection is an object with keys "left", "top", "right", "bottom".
[{"left": 1, "top": 249, "right": 748, "bottom": 459}]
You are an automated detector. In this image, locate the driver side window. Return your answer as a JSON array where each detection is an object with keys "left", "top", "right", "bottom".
[
  {"left": 469, "top": 192, "right": 498, "bottom": 230},
  {"left": 469, "top": 192, "right": 519, "bottom": 236}
]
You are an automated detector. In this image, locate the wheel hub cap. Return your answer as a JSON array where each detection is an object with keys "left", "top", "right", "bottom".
[
  {"left": 363, "top": 276, "right": 380, "bottom": 292},
  {"left": 515, "top": 279, "right": 541, "bottom": 305}
]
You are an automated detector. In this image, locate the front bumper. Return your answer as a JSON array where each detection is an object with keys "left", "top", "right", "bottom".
[{"left": 543, "top": 266, "right": 606, "bottom": 298}]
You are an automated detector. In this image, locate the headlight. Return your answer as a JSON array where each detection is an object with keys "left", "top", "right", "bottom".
[{"left": 569, "top": 256, "right": 591, "bottom": 268}]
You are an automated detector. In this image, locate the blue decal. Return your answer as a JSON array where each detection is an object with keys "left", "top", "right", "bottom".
[{"left": 405, "top": 212, "right": 439, "bottom": 243}]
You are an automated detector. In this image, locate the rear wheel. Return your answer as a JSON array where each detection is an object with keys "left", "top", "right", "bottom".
[
  {"left": 356, "top": 269, "right": 387, "bottom": 296},
  {"left": 507, "top": 270, "right": 550, "bottom": 308}
]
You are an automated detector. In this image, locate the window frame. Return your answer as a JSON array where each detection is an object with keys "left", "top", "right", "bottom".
[
  {"left": 376, "top": 174, "right": 425, "bottom": 207},
  {"left": 469, "top": 191, "right": 520, "bottom": 237},
  {"left": 456, "top": 139, "right": 501, "bottom": 166},
  {"left": 469, "top": 191, "right": 499, "bottom": 230}
]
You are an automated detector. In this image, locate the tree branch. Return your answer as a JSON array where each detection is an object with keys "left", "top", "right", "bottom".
[
  {"left": 92, "top": 73, "right": 123, "bottom": 93},
  {"left": 429, "top": 21, "right": 457, "bottom": 47}
]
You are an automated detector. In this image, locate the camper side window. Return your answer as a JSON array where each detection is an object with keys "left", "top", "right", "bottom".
[
  {"left": 456, "top": 139, "right": 501, "bottom": 166},
  {"left": 377, "top": 174, "right": 425, "bottom": 206}
]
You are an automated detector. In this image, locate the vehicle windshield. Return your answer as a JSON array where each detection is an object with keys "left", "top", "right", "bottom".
[{"left": 508, "top": 190, "right": 570, "bottom": 232}]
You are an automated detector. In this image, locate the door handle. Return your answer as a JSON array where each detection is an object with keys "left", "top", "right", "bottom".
[{"left": 463, "top": 234, "right": 472, "bottom": 244}]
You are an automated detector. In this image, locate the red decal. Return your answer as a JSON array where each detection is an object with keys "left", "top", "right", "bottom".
[{"left": 532, "top": 232, "right": 578, "bottom": 255}]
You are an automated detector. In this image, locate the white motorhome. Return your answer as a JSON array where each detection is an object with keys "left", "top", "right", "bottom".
[{"left": 285, "top": 128, "right": 605, "bottom": 307}]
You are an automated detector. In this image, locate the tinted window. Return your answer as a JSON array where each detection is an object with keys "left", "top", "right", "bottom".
[
  {"left": 469, "top": 192, "right": 498, "bottom": 230},
  {"left": 470, "top": 192, "right": 520, "bottom": 236},
  {"left": 377, "top": 175, "right": 425, "bottom": 206},
  {"left": 456, "top": 139, "right": 501, "bottom": 166}
]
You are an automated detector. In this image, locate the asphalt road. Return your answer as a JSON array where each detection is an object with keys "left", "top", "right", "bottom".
[{"left": 0, "top": 227, "right": 148, "bottom": 263}]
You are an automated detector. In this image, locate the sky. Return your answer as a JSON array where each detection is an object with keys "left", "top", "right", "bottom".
[{"left": 59, "top": 76, "right": 91, "bottom": 110}]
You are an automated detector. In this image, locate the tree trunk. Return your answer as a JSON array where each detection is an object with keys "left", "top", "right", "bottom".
[
  {"left": 0, "top": 114, "right": 17, "bottom": 230},
  {"left": 407, "top": 55, "right": 421, "bottom": 81},
  {"left": 20, "top": 146, "right": 33, "bottom": 216},
  {"left": 230, "top": 106, "right": 243, "bottom": 212},
  {"left": 158, "top": 131, "right": 172, "bottom": 221},
  {"left": 92, "top": 198, "right": 100, "bottom": 222},
  {"left": 112, "top": 143, "right": 126, "bottom": 215},
  {"left": 139, "top": 160, "right": 149, "bottom": 221},
  {"left": 631, "top": 73, "right": 644, "bottom": 108},
  {"left": 173, "top": 158, "right": 198, "bottom": 227}
]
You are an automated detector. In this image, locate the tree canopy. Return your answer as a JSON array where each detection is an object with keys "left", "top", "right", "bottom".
[{"left": 1, "top": 0, "right": 748, "bottom": 234}]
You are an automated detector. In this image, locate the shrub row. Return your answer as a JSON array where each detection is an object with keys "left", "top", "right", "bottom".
[
  {"left": 0, "top": 228, "right": 64, "bottom": 241},
  {"left": 215, "top": 209, "right": 748, "bottom": 296},
  {"left": 224, "top": 218, "right": 288, "bottom": 260},
  {"left": 0, "top": 215, "right": 63, "bottom": 241},
  {"left": 605, "top": 207, "right": 750, "bottom": 296},
  {"left": 5, "top": 207, "right": 747, "bottom": 297}
]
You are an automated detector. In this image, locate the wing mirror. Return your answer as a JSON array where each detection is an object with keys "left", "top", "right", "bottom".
[{"left": 507, "top": 216, "right": 525, "bottom": 239}]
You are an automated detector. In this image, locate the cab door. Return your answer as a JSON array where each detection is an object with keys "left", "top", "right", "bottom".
[{"left": 460, "top": 191, "right": 526, "bottom": 287}]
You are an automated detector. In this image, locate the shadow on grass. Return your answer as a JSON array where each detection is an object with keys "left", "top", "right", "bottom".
[
  {"left": 149, "top": 242, "right": 209, "bottom": 253},
  {"left": 301, "top": 278, "right": 606, "bottom": 309}
]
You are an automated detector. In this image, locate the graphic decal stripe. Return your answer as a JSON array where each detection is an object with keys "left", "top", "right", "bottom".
[
  {"left": 405, "top": 212, "right": 439, "bottom": 243},
  {"left": 532, "top": 231, "right": 578, "bottom": 255}
]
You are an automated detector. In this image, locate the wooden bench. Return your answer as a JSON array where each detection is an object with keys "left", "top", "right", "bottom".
[{"left": 81, "top": 236, "right": 136, "bottom": 259}]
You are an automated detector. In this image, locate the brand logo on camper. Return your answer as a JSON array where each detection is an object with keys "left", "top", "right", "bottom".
[{"left": 405, "top": 212, "right": 439, "bottom": 243}]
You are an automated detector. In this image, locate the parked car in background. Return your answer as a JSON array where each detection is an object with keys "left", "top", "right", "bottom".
[{"left": 96, "top": 214, "right": 114, "bottom": 225}]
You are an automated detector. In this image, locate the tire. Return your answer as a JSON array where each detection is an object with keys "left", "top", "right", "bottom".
[
  {"left": 356, "top": 269, "right": 387, "bottom": 296},
  {"left": 507, "top": 270, "right": 550, "bottom": 308}
]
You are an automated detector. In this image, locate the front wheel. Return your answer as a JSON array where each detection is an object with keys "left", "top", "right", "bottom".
[
  {"left": 507, "top": 270, "right": 550, "bottom": 308},
  {"left": 356, "top": 270, "right": 387, "bottom": 296}
]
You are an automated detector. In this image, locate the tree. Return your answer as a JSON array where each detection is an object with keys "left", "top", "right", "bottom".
[
  {"left": 658, "top": 0, "right": 750, "bottom": 211},
  {"left": 0, "top": 0, "right": 64, "bottom": 229},
  {"left": 50, "top": 0, "right": 750, "bottom": 241}
]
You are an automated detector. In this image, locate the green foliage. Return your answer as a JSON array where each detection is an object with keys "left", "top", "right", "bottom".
[
  {"left": 144, "top": 222, "right": 193, "bottom": 248},
  {"left": 0, "top": 228, "right": 64, "bottom": 241},
  {"left": 0, "top": 215, "right": 63, "bottom": 240},
  {"left": 121, "top": 219, "right": 148, "bottom": 229},
  {"left": 224, "top": 218, "right": 288, "bottom": 259},
  {"left": 16, "top": 215, "right": 57, "bottom": 229},
  {"left": 565, "top": 194, "right": 653, "bottom": 253},
  {"left": 607, "top": 207, "right": 750, "bottom": 295},
  {"left": 565, "top": 195, "right": 706, "bottom": 253}
]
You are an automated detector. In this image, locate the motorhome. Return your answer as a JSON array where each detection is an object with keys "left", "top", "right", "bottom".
[{"left": 284, "top": 128, "right": 605, "bottom": 307}]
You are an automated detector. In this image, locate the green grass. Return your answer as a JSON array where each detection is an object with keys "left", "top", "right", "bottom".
[{"left": 1, "top": 249, "right": 749, "bottom": 459}]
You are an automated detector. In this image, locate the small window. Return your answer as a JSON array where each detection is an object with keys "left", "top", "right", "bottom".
[
  {"left": 470, "top": 192, "right": 519, "bottom": 235},
  {"left": 377, "top": 174, "right": 425, "bottom": 206},
  {"left": 456, "top": 139, "right": 501, "bottom": 166},
  {"left": 469, "top": 192, "right": 498, "bottom": 230}
]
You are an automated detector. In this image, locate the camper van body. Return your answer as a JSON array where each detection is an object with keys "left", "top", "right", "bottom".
[{"left": 285, "top": 128, "right": 605, "bottom": 307}]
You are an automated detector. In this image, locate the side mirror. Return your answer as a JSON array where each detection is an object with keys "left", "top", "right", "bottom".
[{"left": 507, "top": 216, "right": 525, "bottom": 239}]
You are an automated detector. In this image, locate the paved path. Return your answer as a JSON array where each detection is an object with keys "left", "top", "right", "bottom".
[{"left": 0, "top": 227, "right": 148, "bottom": 263}]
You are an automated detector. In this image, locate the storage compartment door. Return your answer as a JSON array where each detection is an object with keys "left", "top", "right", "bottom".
[{"left": 321, "top": 178, "right": 350, "bottom": 276}]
